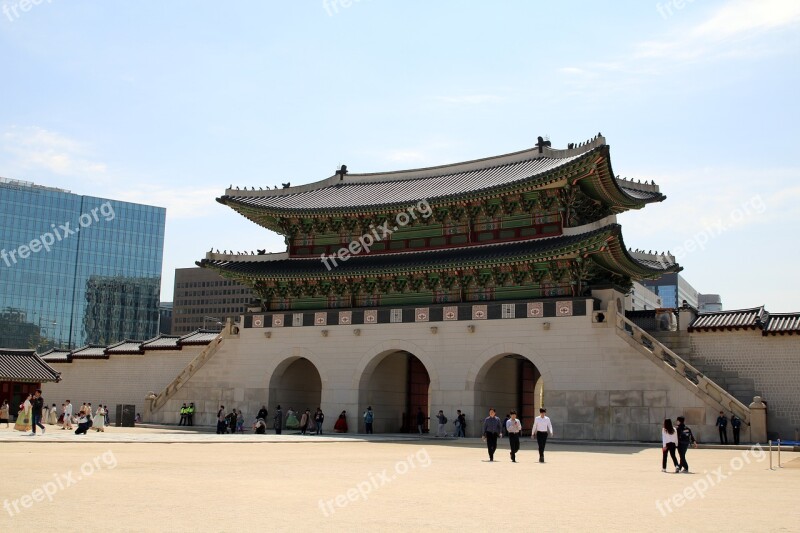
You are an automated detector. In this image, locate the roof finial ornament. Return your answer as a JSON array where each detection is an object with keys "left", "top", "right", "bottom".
[
  {"left": 568, "top": 143, "right": 574, "bottom": 149},
  {"left": 536, "top": 136, "right": 551, "bottom": 154},
  {"left": 282, "top": 182, "right": 291, "bottom": 188},
  {"left": 336, "top": 165, "right": 348, "bottom": 181}
]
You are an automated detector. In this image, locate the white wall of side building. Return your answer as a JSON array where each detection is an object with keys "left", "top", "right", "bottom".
[
  {"left": 147, "top": 296, "right": 742, "bottom": 443},
  {"left": 41, "top": 349, "right": 201, "bottom": 419}
]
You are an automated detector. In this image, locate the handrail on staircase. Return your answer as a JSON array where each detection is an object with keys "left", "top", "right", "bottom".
[
  {"left": 615, "top": 313, "right": 751, "bottom": 424},
  {"left": 149, "top": 333, "right": 224, "bottom": 411}
]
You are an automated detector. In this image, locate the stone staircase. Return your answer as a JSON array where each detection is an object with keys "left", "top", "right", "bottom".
[
  {"left": 614, "top": 313, "right": 751, "bottom": 423},
  {"left": 650, "top": 331, "right": 759, "bottom": 407},
  {"left": 146, "top": 326, "right": 228, "bottom": 415}
]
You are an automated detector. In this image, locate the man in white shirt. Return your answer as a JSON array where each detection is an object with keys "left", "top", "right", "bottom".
[
  {"left": 505, "top": 410, "right": 522, "bottom": 463},
  {"left": 531, "top": 408, "right": 554, "bottom": 463},
  {"left": 63, "top": 400, "right": 73, "bottom": 430}
]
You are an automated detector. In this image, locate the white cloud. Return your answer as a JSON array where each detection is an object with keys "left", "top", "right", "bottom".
[
  {"left": 110, "top": 185, "right": 223, "bottom": 219},
  {"left": 1, "top": 126, "right": 108, "bottom": 180},
  {"left": 560, "top": 0, "right": 800, "bottom": 92}
]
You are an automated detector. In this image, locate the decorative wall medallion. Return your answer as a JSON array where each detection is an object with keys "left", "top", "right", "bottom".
[
  {"left": 556, "top": 301, "right": 573, "bottom": 317},
  {"left": 527, "top": 302, "right": 543, "bottom": 318}
]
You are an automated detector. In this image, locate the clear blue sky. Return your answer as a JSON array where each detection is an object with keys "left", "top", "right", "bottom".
[{"left": 1, "top": 0, "right": 798, "bottom": 310}]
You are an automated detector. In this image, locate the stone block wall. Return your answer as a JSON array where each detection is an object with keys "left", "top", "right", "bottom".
[
  {"left": 689, "top": 330, "right": 800, "bottom": 439},
  {"left": 41, "top": 349, "right": 200, "bottom": 422}
]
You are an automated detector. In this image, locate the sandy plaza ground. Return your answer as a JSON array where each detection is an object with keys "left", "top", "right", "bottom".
[{"left": 0, "top": 425, "right": 798, "bottom": 532}]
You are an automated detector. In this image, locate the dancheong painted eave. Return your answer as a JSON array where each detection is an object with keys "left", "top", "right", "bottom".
[
  {"left": 216, "top": 134, "right": 665, "bottom": 234},
  {"left": 198, "top": 223, "right": 680, "bottom": 283}
]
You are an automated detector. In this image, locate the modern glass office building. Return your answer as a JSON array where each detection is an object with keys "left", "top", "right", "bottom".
[{"left": 0, "top": 177, "right": 165, "bottom": 350}]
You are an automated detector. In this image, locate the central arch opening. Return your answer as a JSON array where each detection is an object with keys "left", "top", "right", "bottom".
[
  {"left": 268, "top": 357, "right": 322, "bottom": 417},
  {"left": 359, "top": 350, "right": 430, "bottom": 433},
  {"left": 475, "top": 354, "right": 542, "bottom": 435}
]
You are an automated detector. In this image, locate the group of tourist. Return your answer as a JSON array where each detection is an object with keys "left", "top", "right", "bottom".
[
  {"left": 481, "top": 407, "right": 554, "bottom": 463},
  {"left": 215, "top": 406, "right": 246, "bottom": 434},
  {"left": 212, "top": 405, "right": 348, "bottom": 435},
  {"left": 425, "top": 408, "right": 468, "bottom": 437},
  {"left": 1, "top": 394, "right": 111, "bottom": 436},
  {"left": 661, "top": 417, "right": 699, "bottom": 473}
]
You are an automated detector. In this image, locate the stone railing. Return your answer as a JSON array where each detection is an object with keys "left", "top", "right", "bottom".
[
  {"left": 615, "top": 312, "right": 750, "bottom": 424},
  {"left": 148, "top": 332, "right": 224, "bottom": 413}
]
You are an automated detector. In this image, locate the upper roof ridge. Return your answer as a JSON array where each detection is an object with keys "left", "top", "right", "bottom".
[{"left": 223, "top": 134, "right": 607, "bottom": 198}]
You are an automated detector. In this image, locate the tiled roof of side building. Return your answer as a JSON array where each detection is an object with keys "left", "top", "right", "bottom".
[
  {"left": 105, "top": 340, "right": 145, "bottom": 355},
  {"left": 70, "top": 345, "right": 109, "bottom": 359},
  {"left": 179, "top": 330, "right": 221, "bottom": 345},
  {"left": 38, "top": 349, "right": 71, "bottom": 363},
  {"left": 688, "top": 307, "right": 767, "bottom": 332},
  {"left": 140, "top": 334, "right": 182, "bottom": 350},
  {"left": 764, "top": 313, "right": 800, "bottom": 335},
  {"left": 218, "top": 135, "right": 665, "bottom": 214},
  {"left": 0, "top": 349, "right": 61, "bottom": 383}
]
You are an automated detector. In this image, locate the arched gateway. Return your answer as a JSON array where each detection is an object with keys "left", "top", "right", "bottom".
[
  {"left": 188, "top": 134, "right": 702, "bottom": 441},
  {"left": 268, "top": 357, "right": 322, "bottom": 416},
  {"left": 357, "top": 349, "right": 431, "bottom": 434}
]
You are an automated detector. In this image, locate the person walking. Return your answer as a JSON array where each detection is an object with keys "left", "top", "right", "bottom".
[
  {"left": 676, "top": 416, "right": 698, "bottom": 473},
  {"left": 216, "top": 405, "right": 226, "bottom": 435},
  {"left": 481, "top": 408, "right": 503, "bottom": 462},
  {"left": 0, "top": 400, "right": 9, "bottom": 428},
  {"left": 531, "top": 408, "right": 554, "bottom": 463},
  {"left": 314, "top": 408, "right": 324, "bottom": 435},
  {"left": 506, "top": 410, "right": 522, "bottom": 462},
  {"left": 456, "top": 410, "right": 466, "bottom": 438},
  {"left": 416, "top": 407, "right": 425, "bottom": 436},
  {"left": 731, "top": 413, "right": 742, "bottom": 445},
  {"left": 300, "top": 410, "right": 309, "bottom": 435},
  {"left": 436, "top": 410, "right": 447, "bottom": 437},
  {"left": 273, "top": 405, "right": 283, "bottom": 435},
  {"left": 716, "top": 411, "right": 728, "bottom": 444},
  {"left": 93, "top": 405, "right": 106, "bottom": 432},
  {"left": 14, "top": 394, "right": 32, "bottom": 432},
  {"left": 63, "top": 400, "right": 73, "bottom": 430},
  {"left": 363, "top": 406, "right": 374, "bottom": 434},
  {"left": 30, "top": 389, "right": 46, "bottom": 436},
  {"left": 661, "top": 418, "right": 680, "bottom": 473}
]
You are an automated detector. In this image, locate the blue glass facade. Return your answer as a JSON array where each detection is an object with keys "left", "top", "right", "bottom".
[{"left": 0, "top": 178, "right": 165, "bottom": 350}]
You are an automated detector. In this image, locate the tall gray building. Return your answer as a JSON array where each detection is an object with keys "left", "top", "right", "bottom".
[{"left": 171, "top": 268, "right": 256, "bottom": 334}]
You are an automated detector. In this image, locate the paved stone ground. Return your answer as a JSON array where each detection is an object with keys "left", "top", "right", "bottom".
[{"left": 0, "top": 425, "right": 797, "bottom": 532}]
